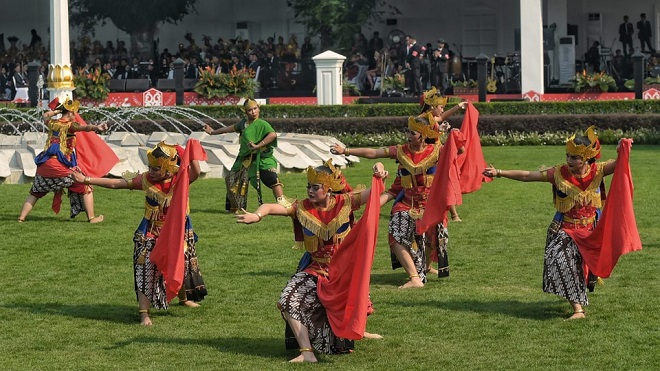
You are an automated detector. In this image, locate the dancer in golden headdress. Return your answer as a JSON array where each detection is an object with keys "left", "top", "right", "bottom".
[
  {"left": 483, "top": 127, "right": 641, "bottom": 320},
  {"left": 237, "top": 159, "right": 388, "bottom": 362},
  {"left": 71, "top": 140, "right": 208, "bottom": 326},
  {"left": 18, "top": 97, "right": 112, "bottom": 223},
  {"left": 331, "top": 92, "right": 467, "bottom": 287},
  {"left": 203, "top": 98, "right": 286, "bottom": 212}
]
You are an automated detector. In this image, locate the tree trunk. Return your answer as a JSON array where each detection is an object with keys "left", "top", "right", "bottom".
[{"left": 129, "top": 26, "right": 158, "bottom": 61}]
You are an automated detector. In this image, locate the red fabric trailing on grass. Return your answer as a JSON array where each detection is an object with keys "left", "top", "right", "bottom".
[
  {"left": 317, "top": 176, "right": 384, "bottom": 340},
  {"left": 564, "top": 139, "right": 642, "bottom": 278},
  {"left": 150, "top": 139, "right": 207, "bottom": 302},
  {"left": 416, "top": 130, "right": 462, "bottom": 235},
  {"left": 457, "top": 103, "right": 492, "bottom": 193}
]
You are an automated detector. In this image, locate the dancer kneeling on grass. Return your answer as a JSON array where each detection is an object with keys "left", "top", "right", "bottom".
[
  {"left": 18, "top": 96, "right": 116, "bottom": 223},
  {"left": 71, "top": 141, "right": 208, "bottom": 326},
  {"left": 236, "top": 159, "right": 387, "bottom": 363},
  {"left": 483, "top": 126, "right": 642, "bottom": 320}
]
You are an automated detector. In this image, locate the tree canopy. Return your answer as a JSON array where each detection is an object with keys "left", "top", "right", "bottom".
[
  {"left": 286, "top": 0, "right": 400, "bottom": 53},
  {"left": 70, "top": 0, "right": 198, "bottom": 36}
]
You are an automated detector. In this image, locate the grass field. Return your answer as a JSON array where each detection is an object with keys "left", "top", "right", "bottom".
[{"left": 1, "top": 145, "right": 659, "bottom": 371}]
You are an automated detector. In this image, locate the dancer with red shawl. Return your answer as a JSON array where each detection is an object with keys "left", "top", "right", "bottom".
[
  {"left": 71, "top": 141, "right": 208, "bottom": 326},
  {"left": 236, "top": 159, "right": 387, "bottom": 363},
  {"left": 483, "top": 127, "right": 641, "bottom": 320},
  {"left": 331, "top": 97, "right": 467, "bottom": 288},
  {"left": 18, "top": 96, "right": 116, "bottom": 223}
]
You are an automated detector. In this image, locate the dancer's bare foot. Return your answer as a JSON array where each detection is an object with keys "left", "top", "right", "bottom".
[
  {"left": 451, "top": 215, "right": 462, "bottom": 222},
  {"left": 289, "top": 348, "right": 317, "bottom": 363},
  {"left": 17, "top": 218, "right": 24, "bottom": 223},
  {"left": 139, "top": 310, "right": 152, "bottom": 326},
  {"left": 179, "top": 300, "right": 201, "bottom": 308},
  {"left": 363, "top": 331, "right": 383, "bottom": 339},
  {"left": 426, "top": 267, "right": 438, "bottom": 276},
  {"left": 565, "top": 310, "right": 586, "bottom": 321},
  {"left": 398, "top": 275, "right": 424, "bottom": 289},
  {"left": 88, "top": 215, "right": 104, "bottom": 224}
]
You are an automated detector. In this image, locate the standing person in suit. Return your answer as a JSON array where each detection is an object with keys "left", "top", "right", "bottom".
[
  {"left": 637, "top": 13, "right": 656, "bottom": 53},
  {"left": 619, "top": 15, "right": 635, "bottom": 56},
  {"left": 432, "top": 39, "right": 451, "bottom": 94},
  {"left": 405, "top": 34, "right": 424, "bottom": 97}
]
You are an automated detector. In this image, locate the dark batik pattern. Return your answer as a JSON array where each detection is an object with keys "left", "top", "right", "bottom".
[
  {"left": 133, "top": 232, "right": 168, "bottom": 310},
  {"left": 388, "top": 211, "right": 427, "bottom": 283},
  {"left": 542, "top": 220, "right": 589, "bottom": 305},
  {"left": 182, "top": 230, "right": 207, "bottom": 302},
  {"left": 31, "top": 174, "right": 84, "bottom": 218},
  {"left": 436, "top": 225, "right": 450, "bottom": 278},
  {"left": 278, "top": 272, "right": 352, "bottom": 354}
]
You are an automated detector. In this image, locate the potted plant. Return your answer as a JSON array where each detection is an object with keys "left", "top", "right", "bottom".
[
  {"left": 194, "top": 65, "right": 258, "bottom": 99},
  {"left": 451, "top": 79, "right": 478, "bottom": 95},
  {"left": 381, "top": 73, "right": 406, "bottom": 96},
  {"left": 73, "top": 68, "right": 111, "bottom": 102},
  {"left": 342, "top": 80, "right": 361, "bottom": 96},
  {"left": 624, "top": 76, "right": 660, "bottom": 91},
  {"left": 570, "top": 70, "right": 617, "bottom": 92}
]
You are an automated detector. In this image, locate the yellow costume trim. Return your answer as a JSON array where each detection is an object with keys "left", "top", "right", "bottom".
[
  {"left": 552, "top": 163, "right": 605, "bottom": 213},
  {"left": 295, "top": 194, "right": 353, "bottom": 243},
  {"left": 396, "top": 143, "right": 441, "bottom": 189},
  {"left": 45, "top": 120, "right": 75, "bottom": 155},
  {"left": 121, "top": 170, "right": 139, "bottom": 189}
]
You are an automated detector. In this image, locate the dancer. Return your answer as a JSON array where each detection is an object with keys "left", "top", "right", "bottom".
[
  {"left": 237, "top": 159, "right": 387, "bottom": 362},
  {"left": 71, "top": 141, "right": 208, "bottom": 326},
  {"left": 203, "top": 98, "right": 286, "bottom": 212},
  {"left": 331, "top": 102, "right": 467, "bottom": 287},
  {"left": 483, "top": 127, "right": 641, "bottom": 319},
  {"left": 18, "top": 97, "right": 114, "bottom": 223},
  {"left": 418, "top": 87, "right": 468, "bottom": 222}
]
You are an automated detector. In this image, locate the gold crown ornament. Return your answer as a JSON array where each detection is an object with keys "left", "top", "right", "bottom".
[
  {"left": 422, "top": 87, "right": 448, "bottom": 108},
  {"left": 565, "top": 125, "right": 600, "bottom": 160},
  {"left": 408, "top": 112, "right": 440, "bottom": 139},
  {"left": 61, "top": 98, "right": 80, "bottom": 113},
  {"left": 306, "top": 159, "right": 347, "bottom": 192},
  {"left": 147, "top": 141, "right": 180, "bottom": 174}
]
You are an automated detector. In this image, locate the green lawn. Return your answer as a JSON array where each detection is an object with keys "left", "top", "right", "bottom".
[{"left": 1, "top": 145, "right": 658, "bottom": 371}]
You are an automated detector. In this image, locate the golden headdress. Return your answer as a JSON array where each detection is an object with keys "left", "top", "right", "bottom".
[
  {"left": 408, "top": 112, "right": 440, "bottom": 139},
  {"left": 241, "top": 98, "right": 259, "bottom": 113},
  {"left": 306, "top": 159, "right": 347, "bottom": 192},
  {"left": 565, "top": 125, "right": 600, "bottom": 160},
  {"left": 49, "top": 95, "right": 80, "bottom": 113},
  {"left": 147, "top": 141, "right": 180, "bottom": 174},
  {"left": 422, "top": 87, "right": 448, "bottom": 108}
]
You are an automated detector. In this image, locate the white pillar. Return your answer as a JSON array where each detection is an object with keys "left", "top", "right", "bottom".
[
  {"left": 546, "top": 0, "right": 568, "bottom": 83},
  {"left": 47, "top": 0, "right": 75, "bottom": 105},
  {"left": 312, "top": 51, "right": 346, "bottom": 105},
  {"left": 520, "top": 0, "right": 544, "bottom": 95}
]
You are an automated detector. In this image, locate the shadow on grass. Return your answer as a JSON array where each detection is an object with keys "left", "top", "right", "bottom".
[
  {"left": 0, "top": 302, "right": 164, "bottom": 324},
  {"left": 369, "top": 272, "right": 418, "bottom": 288},
  {"left": 387, "top": 298, "right": 567, "bottom": 320},
  {"left": 107, "top": 335, "right": 292, "bottom": 360}
]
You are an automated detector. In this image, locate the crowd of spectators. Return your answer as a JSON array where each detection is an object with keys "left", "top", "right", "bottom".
[{"left": 1, "top": 28, "right": 460, "bottom": 101}]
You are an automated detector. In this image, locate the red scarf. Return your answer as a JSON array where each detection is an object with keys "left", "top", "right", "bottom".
[
  {"left": 317, "top": 176, "right": 384, "bottom": 340},
  {"left": 564, "top": 139, "right": 642, "bottom": 278},
  {"left": 150, "top": 139, "right": 207, "bottom": 303},
  {"left": 457, "top": 103, "right": 492, "bottom": 193},
  {"left": 416, "top": 130, "right": 462, "bottom": 234},
  {"left": 73, "top": 113, "right": 119, "bottom": 177}
]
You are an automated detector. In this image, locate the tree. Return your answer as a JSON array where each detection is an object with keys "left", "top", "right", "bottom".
[
  {"left": 70, "top": 0, "right": 198, "bottom": 59},
  {"left": 286, "top": 0, "right": 400, "bottom": 53}
]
